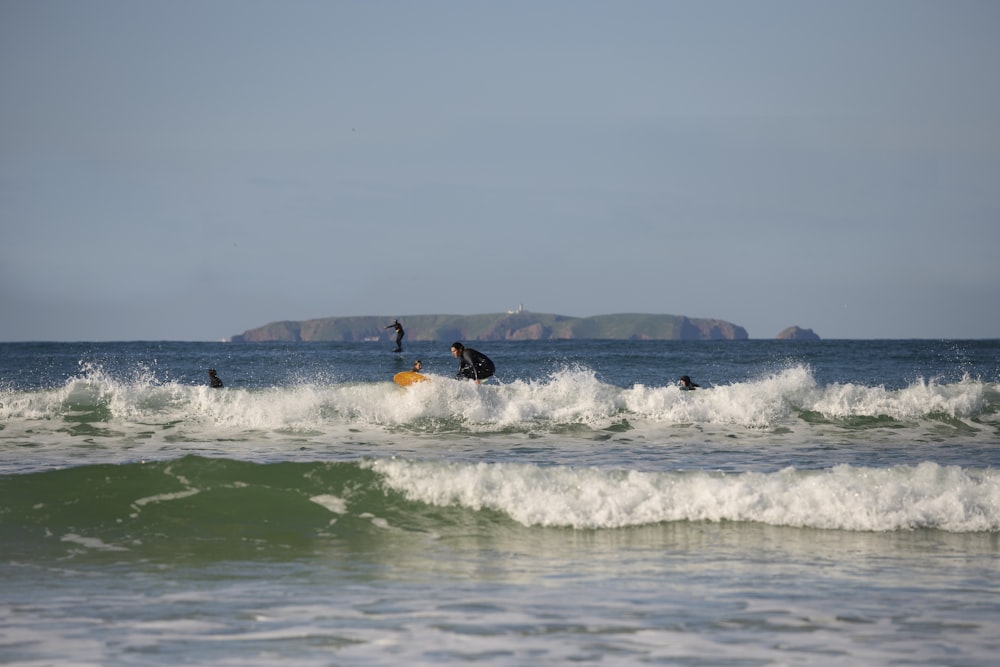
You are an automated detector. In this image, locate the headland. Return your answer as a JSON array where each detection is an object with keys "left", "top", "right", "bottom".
[{"left": 231, "top": 312, "right": 751, "bottom": 343}]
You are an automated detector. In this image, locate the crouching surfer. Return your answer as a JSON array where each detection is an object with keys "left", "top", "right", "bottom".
[{"left": 450, "top": 342, "right": 495, "bottom": 384}]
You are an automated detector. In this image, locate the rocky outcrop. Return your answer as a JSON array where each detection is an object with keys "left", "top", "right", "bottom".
[{"left": 776, "top": 326, "right": 820, "bottom": 341}]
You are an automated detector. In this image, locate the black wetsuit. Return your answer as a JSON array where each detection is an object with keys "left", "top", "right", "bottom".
[
  {"left": 456, "top": 348, "right": 495, "bottom": 382},
  {"left": 208, "top": 371, "right": 224, "bottom": 388},
  {"left": 386, "top": 321, "right": 404, "bottom": 351}
]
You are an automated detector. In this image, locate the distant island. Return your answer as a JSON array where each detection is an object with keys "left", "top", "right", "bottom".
[{"left": 230, "top": 312, "right": 751, "bottom": 342}]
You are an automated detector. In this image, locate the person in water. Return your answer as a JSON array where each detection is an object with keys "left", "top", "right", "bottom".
[
  {"left": 412, "top": 359, "right": 423, "bottom": 373},
  {"left": 208, "top": 369, "right": 224, "bottom": 388},
  {"left": 385, "top": 319, "right": 405, "bottom": 352},
  {"left": 679, "top": 375, "right": 699, "bottom": 390},
  {"left": 450, "top": 342, "right": 495, "bottom": 383}
]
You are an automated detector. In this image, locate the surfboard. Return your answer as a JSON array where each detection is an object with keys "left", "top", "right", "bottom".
[{"left": 394, "top": 371, "right": 428, "bottom": 387}]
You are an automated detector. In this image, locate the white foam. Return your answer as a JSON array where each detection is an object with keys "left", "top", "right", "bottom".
[
  {"left": 367, "top": 458, "right": 1000, "bottom": 532},
  {"left": 1, "top": 366, "right": 996, "bottom": 477},
  {"left": 1, "top": 364, "right": 993, "bottom": 433},
  {"left": 309, "top": 494, "right": 348, "bottom": 514},
  {"left": 132, "top": 488, "right": 200, "bottom": 507},
  {"left": 60, "top": 533, "right": 129, "bottom": 551}
]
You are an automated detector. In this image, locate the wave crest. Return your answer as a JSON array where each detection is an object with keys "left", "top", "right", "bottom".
[
  {"left": 1, "top": 365, "right": 995, "bottom": 439},
  {"left": 369, "top": 458, "right": 1000, "bottom": 532}
]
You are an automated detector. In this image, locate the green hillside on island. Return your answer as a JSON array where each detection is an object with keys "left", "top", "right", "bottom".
[{"left": 231, "top": 312, "right": 749, "bottom": 342}]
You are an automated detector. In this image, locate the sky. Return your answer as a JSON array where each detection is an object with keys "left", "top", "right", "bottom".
[{"left": 2, "top": 0, "right": 998, "bottom": 341}]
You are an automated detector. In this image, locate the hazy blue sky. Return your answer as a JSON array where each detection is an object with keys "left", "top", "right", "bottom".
[{"left": 2, "top": 0, "right": 998, "bottom": 341}]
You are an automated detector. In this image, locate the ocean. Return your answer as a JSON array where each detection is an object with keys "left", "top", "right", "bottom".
[{"left": 1, "top": 338, "right": 998, "bottom": 666}]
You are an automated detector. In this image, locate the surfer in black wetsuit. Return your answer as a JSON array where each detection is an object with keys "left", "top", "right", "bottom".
[
  {"left": 679, "top": 375, "right": 699, "bottom": 390},
  {"left": 208, "top": 369, "right": 224, "bottom": 388},
  {"left": 412, "top": 359, "right": 422, "bottom": 372},
  {"left": 451, "top": 342, "right": 495, "bottom": 383},
  {"left": 385, "top": 319, "right": 404, "bottom": 352}
]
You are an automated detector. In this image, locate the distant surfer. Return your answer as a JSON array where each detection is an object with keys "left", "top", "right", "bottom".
[
  {"left": 451, "top": 342, "right": 495, "bottom": 383},
  {"left": 208, "top": 369, "right": 224, "bottom": 388},
  {"left": 679, "top": 375, "right": 699, "bottom": 390},
  {"left": 385, "top": 319, "right": 404, "bottom": 352},
  {"left": 412, "top": 359, "right": 423, "bottom": 372}
]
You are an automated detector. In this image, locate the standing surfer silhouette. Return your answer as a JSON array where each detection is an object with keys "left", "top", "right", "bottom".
[{"left": 385, "top": 319, "right": 404, "bottom": 352}]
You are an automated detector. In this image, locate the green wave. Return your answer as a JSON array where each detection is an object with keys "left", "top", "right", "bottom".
[{"left": 0, "top": 456, "right": 493, "bottom": 563}]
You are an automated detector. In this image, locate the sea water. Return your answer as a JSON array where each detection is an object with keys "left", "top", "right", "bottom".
[{"left": 1, "top": 339, "right": 998, "bottom": 666}]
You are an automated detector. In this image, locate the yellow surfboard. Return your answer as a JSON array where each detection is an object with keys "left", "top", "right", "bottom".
[{"left": 394, "top": 371, "right": 428, "bottom": 387}]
